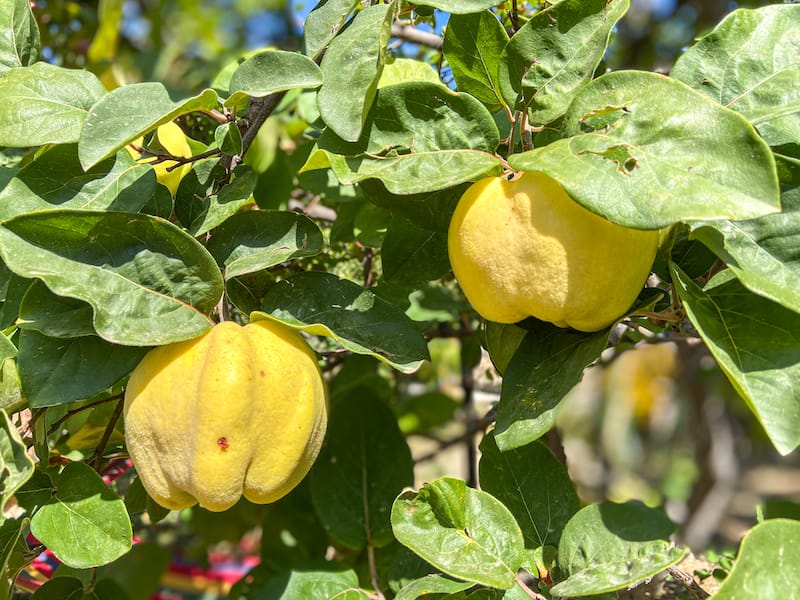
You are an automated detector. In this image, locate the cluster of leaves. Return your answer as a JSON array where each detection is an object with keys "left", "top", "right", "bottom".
[{"left": 0, "top": 0, "right": 799, "bottom": 598}]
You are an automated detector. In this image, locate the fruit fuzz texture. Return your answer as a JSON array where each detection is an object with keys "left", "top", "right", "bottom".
[
  {"left": 123, "top": 320, "right": 327, "bottom": 512},
  {"left": 448, "top": 172, "right": 659, "bottom": 332}
]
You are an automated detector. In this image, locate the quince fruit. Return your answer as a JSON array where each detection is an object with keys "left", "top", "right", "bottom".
[
  {"left": 123, "top": 320, "right": 327, "bottom": 512},
  {"left": 127, "top": 121, "right": 192, "bottom": 197},
  {"left": 447, "top": 172, "right": 659, "bottom": 332}
]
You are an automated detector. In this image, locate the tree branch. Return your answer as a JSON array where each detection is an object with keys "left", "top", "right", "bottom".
[{"left": 391, "top": 23, "right": 443, "bottom": 50}]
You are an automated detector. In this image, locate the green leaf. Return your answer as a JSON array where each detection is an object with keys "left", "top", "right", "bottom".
[
  {"left": 317, "top": 3, "right": 394, "bottom": 142},
  {"left": 186, "top": 164, "right": 257, "bottom": 237},
  {"left": 0, "top": 517, "right": 29, "bottom": 599},
  {"left": 509, "top": 70, "right": 780, "bottom": 229},
  {"left": 303, "top": 0, "right": 359, "bottom": 61},
  {"left": 392, "top": 477, "right": 526, "bottom": 589},
  {"left": 310, "top": 394, "right": 413, "bottom": 550},
  {"left": 360, "top": 179, "right": 465, "bottom": 236},
  {"left": 18, "top": 280, "right": 95, "bottom": 338},
  {"left": 0, "top": 63, "right": 107, "bottom": 146},
  {"left": 254, "top": 271, "right": 430, "bottom": 373},
  {"left": 0, "top": 409, "right": 34, "bottom": 508},
  {"left": 78, "top": 83, "right": 219, "bottom": 169},
  {"left": 307, "top": 81, "right": 502, "bottom": 194},
  {"left": 498, "top": 0, "right": 629, "bottom": 125},
  {"left": 30, "top": 462, "right": 132, "bottom": 569},
  {"left": 0, "top": 0, "right": 40, "bottom": 72},
  {"left": 0, "top": 210, "right": 221, "bottom": 346},
  {"left": 478, "top": 432, "right": 579, "bottom": 549},
  {"left": 395, "top": 575, "right": 473, "bottom": 600},
  {"left": 482, "top": 322, "right": 526, "bottom": 375},
  {"left": 0, "top": 145, "right": 155, "bottom": 221},
  {"left": 226, "top": 50, "right": 323, "bottom": 107},
  {"left": 207, "top": 210, "right": 323, "bottom": 280},
  {"left": 714, "top": 520, "right": 800, "bottom": 599},
  {"left": 213, "top": 122, "right": 242, "bottom": 156},
  {"left": 413, "top": 0, "right": 501, "bottom": 15},
  {"left": 443, "top": 11, "right": 509, "bottom": 112},
  {"left": 381, "top": 217, "right": 450, "bottom": 287},
  {"left": 689, "top": 212, "right": 800, "bottom": 314},
  {"left": 17, "top": 330, "right": 146, "bottom": 407},
  {"left": 256, "top": 564, "right": 370, "bottom": 600},
  {"left": 777, "top": 152, "right": 800, "bottom": 211},
  {"left": 494, "top": 321, "right": 609, "bottom": 451},
  {"left": 670, "top": 265, "right": 800, "bottom": 455},
  {"left": 671, "top": 4, "right": 800, "bottom": 148},
  {"left": 551, "top": 502, "right": 686, "bottom": 597},
  {"left": 0, "top": 355, "right": 23, "bottom": 413},
  {"left": 379, "top": 57, "right": 441, "bottom": 89}
]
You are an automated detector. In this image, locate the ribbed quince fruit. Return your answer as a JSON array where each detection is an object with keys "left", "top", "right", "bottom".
[
  {"left": 127, "top": 121, "right": 192, "bottom": 197},
  {"left": 448, "top": 172, "right": 659, "bottom": 332},
  {"left": 123, "top": 320, "right": 327, "bottom": 512}
]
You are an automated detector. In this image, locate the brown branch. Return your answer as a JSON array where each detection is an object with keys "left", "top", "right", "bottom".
[
  {"left": 90, "top": 398, "right": 125, "bottom": 471},
  {"left": 391, "top": 22, "right": 443, "bottom": 49},
  {"left": 667, "top": 567, "right": 711, "bottom": 599},
  {"left": 414, "top": 410, "right": 495, "bottom": 464},
  {"left": 236, "top": 92, "right": 289, "bottom": 170},
  {"left": 47, "top": 395, "right": 122, "bottom": 436}
]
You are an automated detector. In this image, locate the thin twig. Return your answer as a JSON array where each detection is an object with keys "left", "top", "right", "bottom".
[
  {"left": 515, "top": 574, "right": 548, "bottom": 600},
  {"left": 414, "top": 411, "right": 495, "bottom": 464},
  {"left": 47, "top": 395, "right": 122, "bottom": 435},
  {"left": 90, "top": 398, "right": 125, "bottom": 471},
  {"left": 667, "top": 567, "right": 710, "bottom": 599}
]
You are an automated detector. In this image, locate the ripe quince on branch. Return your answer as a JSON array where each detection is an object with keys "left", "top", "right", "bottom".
[
  {"left": 448, "top": 172, "right": 659, "bottom": 332},
  {"left": 123, "top": 320, "right": 327, "bottom": 512}
]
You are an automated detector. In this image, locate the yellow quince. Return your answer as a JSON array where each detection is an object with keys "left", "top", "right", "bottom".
[
  {"left": 448, "top": 172, "right": 659, "bottom": 332},
  {"left": 123, "top": 320, "right": 327, "bottom": 512},
  {"left": 127, "top": 121, "right": 192, "bottom": 197}
]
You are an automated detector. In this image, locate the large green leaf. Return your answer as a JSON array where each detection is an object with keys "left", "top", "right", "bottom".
[
  {"left": 509, "top": 71, "right": 780, "bottom": 229},
  {"left": 226, "top": 50, "right": 323, "bottom": 107},
  {"left": 256, "top": 564, "right": 370, "bottom": 600},
  {"left": 0, "top": 210, "right": 221, "bottom": 346},
  {"left": 206, "top": 210, "right": 323, "bottom": 280},
  {"left": 78, "top": 83, "right": 219, "bottom": 169},
  {"left": 671, "top": 4, "right": 800, "bottom": 148},
  {"left": 317, "top": 3, "right": 394, "bottom": 142},
  {"left": 0, "top": 145, "right": 155, "bottom": 221},
  {"left": 0, "top": 0, "right": 39, "bottom": 72},
  {"left": 714, "top": 520, "right": 800, "bottom": 599},
  {"left": 18, "top": 280, "right": 95, "bottom": 338},
  {"left": 478, "top": 432, "right": 579, "bottom": 549},
  {"left": 254, "top": 271, "right": 430, "bottom": 373},
  {"left": 498, "top": 0, "right": 629, "bottom": 125},
  {"left": 306, "top": 81, "right": 502, "bottom": 194},
  {"left": 443, "top": 11, "right": 509, "bottom": 113},
  {"left": 689, "top": 212, "right": 800, "bottom": 314},
  {"left": 671, "top": 265, "right": 800, "bottom": 455},
  {"left": 0, "top": 409, "right": 34, "bottom": 508},
  {"left": 0, "top": 63, "right": 107, "bottom": 146},
  {"left": 303, "top": 0, "right": 359, "bottom": 61},
  {"left": 551, "top": 502, "right": 686, "bottom": 597},
  {"left": 310, "top": 394, "right": 413, "bottom": 550},
  {"left": 30, "top": 462, "right": 132, "bottom": 569},
  {"left": 392, "top": 477, "right": 526, "bottom": 589},
  {"left": 494, "top": 321, "right": 609, "bottom": 451},
  {"left": 381, "top": 217, "right": 450, "bottom": 287},
  {"left": 17, "top": 330, "right": 146, "bottom": 407}
]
